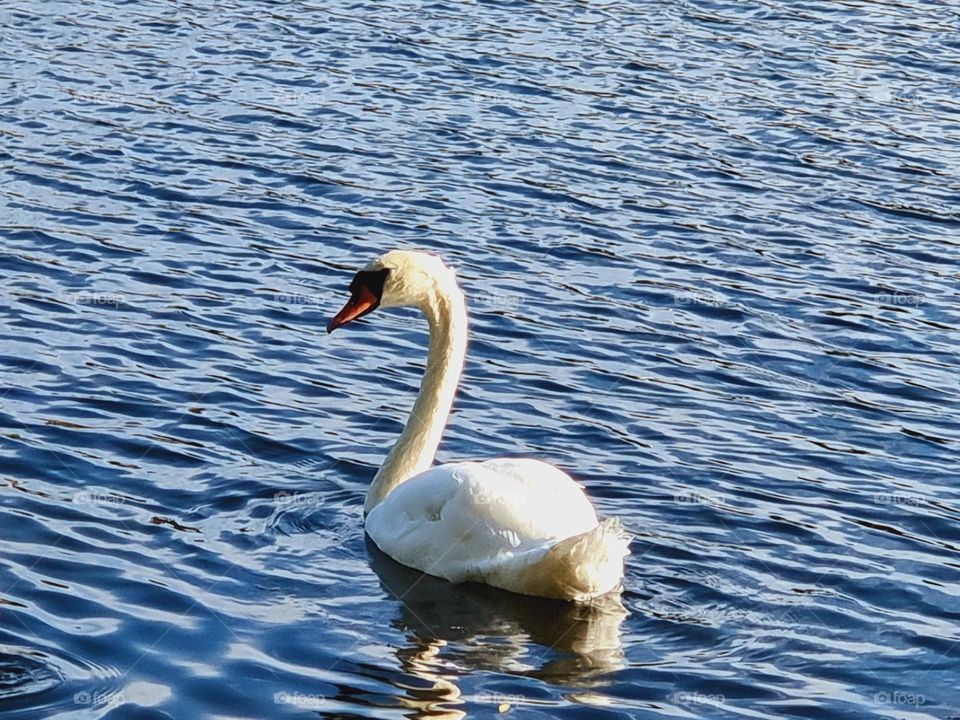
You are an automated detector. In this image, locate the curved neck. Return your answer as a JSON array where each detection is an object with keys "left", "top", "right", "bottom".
[{"left": 365, "top": 285, "right": 468, "bottom": 514}]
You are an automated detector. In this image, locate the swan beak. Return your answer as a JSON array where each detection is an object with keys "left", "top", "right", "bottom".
[{"left": 327, "top": 285, "right": 380, "bottom": 333}]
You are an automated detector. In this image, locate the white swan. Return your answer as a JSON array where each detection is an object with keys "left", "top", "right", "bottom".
[{"left": 327, "top": 250, "right": 630, "bottom": 601}]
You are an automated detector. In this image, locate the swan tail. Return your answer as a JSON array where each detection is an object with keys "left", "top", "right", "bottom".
[
  {"left": 550, "top": 517, "right": 631, "bottom": 601},
  {"left": 496, "top": 518, "right": 630, "bottom": 602}
]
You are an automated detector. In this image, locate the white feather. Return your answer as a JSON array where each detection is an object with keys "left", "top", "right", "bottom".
[{"left": 366, "top": 459, "right": 629, "bottom": 600}]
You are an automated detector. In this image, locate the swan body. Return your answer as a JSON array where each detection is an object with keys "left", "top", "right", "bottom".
[{"left": 328, "top": 250, "right": 629, "bottom": 601}]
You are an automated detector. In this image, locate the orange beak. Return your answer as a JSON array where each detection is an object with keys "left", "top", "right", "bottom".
[{"left": 327, "top": 284, "right": 380, "bottom": 333}]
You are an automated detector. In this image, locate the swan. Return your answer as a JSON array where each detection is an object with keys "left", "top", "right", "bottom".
[{"left": 327, "top": 250, "right": 630, "bottom": 601}]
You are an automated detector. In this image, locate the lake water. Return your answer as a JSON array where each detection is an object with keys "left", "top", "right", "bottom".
[{"left": 1, "top": 1, "right": 959, "bottom": 718}]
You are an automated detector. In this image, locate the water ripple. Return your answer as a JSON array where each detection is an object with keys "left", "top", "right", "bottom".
[{"left": 1, "top": 0, "right": 958, "bottom": 718}]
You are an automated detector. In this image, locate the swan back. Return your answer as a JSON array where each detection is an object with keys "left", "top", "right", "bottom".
[{"left": 365, "top": 459, "right": 628, "bottom": 599}]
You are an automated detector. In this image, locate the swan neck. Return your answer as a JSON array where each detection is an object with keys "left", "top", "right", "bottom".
[{"left": 365, "top": 285, "right": 467, "bottom": 513}]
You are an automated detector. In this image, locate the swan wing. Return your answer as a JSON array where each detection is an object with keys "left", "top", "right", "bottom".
[{"left": 365, "top": 458, "right": 600, "bottom": 583}]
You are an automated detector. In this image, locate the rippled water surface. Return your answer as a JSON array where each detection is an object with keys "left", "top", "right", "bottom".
[{"left": 2, "top": 1, "right": 959, "bottom": 718}]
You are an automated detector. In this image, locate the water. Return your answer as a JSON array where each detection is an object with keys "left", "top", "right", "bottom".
[{"left": 1, "top": 0, "right": 958, "bottom": 717}]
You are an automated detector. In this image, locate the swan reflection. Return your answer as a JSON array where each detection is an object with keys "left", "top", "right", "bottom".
[{"left": 366, "top": 537, "right": 627, "bottom": 718}]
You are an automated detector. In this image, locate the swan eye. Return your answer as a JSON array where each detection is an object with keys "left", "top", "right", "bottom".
[{"left": 349, "top": 268, "right": 390, "bottom": 298}]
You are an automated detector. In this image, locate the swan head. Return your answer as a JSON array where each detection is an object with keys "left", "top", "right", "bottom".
[{"left": 327, "top": 250, "right": 459, "bottom": 332}]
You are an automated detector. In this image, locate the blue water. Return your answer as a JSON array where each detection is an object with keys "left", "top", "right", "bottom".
[{"left": 2, "top": 1, "right": 959, "bottom": 718}]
